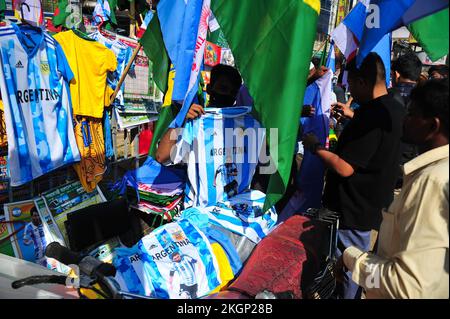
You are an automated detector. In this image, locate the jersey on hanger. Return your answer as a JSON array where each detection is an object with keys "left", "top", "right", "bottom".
[
  {"left": 0, "top": 24, "right": 80, "bottom": 186},
  {"left": 53, "top": 30, "right": 117, "bottom": 118},
  {"left": 172, "top": 106, "right": 265, "bottom": 208}
]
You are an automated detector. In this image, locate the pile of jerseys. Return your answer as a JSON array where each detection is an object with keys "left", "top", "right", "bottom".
[
  {"left": 183, "top": 190, "right": 278, "bottom": 244},
  {"left": 112, "top": 218, "right": 242, "bottom": 299},
  {"left": 129, "top": 182, "right": 185, "bottom": 227},
  {"left": 113, "top": 157, "right": 187, "bottom": 227}
]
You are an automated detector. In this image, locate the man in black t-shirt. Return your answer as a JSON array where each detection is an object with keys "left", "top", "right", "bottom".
[{"left": 303, "top": 53, "right": 405, "bottom": 299}]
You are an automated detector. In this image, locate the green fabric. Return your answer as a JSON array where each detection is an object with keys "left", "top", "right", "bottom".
[
  {"left": 211, "top": 0, "right": 319, "bottom": 211},
  {"left": 148, "top": 103, "right": 178, "bottom": 158},
  {"left": 208, "top": 28, "right": 229, "bottom": 48},
  {"left": 107, "top": 0, "right": 118, "bottom": 25},
  {"left": 137, "top": 192, "right": 180, "bottom": 206},
  {"left": 140, "top": 14, "right": 170, "bottom": 93},
  {"left": 408, "top": 8, "right": 449, "bottom": 62},
  {"left": 52, "top": 0, "right": 70, "bottom": 27},
  {"left": 0, "top": 0, "right": 6, "bottom": 21},
  {"left": 320, "top": 40, "right": 328, "bottom": 67}
]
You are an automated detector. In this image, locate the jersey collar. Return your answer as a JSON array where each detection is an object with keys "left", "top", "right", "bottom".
[{"left": 11, "top": 23, "right": 45, "bottom": 58}]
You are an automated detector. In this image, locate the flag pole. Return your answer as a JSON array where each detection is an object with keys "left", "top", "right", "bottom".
[{"left": 108, "top": 43, "right": 142, "bottom": 105}]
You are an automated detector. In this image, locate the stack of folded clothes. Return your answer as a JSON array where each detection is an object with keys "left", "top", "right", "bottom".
[
  {"left": 129, "top": 181, "right": 185, "bottom": 227},
  {"left": 112, "top": 157, "right": 187, "bottom": 228}
]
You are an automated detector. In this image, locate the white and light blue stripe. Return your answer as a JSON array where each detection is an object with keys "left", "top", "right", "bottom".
[
  {"left": 0, "top": 24, "right": 80, "bottom": 186},
  {"left": 173, "top": 106, "right": 264, "bottom": 208}
]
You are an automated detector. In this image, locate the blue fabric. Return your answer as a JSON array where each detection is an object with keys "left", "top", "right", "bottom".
[
  {"left": 180, "top": 208, "right": 243, "bottom": 274},
  {"left": 111, "top": 156, "right": 187, "bottom": 200},
  {"left": 204, "top": 227, "right": 243, "bottom": 275},
  {"left": 295, "top": 78, "right": 330, "bottom": 211},
  {"left": 103, "top": 110, "right": 114, "bottom": 160},
  {"left": 326, "top": 42, "right": 336, "bottom": 73},
  {"left": 357, "top": 0, "right": 448, "bottom": 70},
  {"left": 334, "top": 228, "right": 372, "bottom": 299},
  {"left": 157, "top": 0, "right": 203, "bottom": 102},
  {"left": 343, "top": 2, "right": 392, "bottom": 87}
]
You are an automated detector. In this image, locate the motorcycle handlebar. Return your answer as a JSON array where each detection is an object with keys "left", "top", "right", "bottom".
[
  {"left": 45, "top": 242, "right": 83, "bottom": 266},
  {"left": 11, "top": 275, "right": 67, "bottom": 289}
]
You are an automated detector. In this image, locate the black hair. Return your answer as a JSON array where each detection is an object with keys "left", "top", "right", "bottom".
[
  {"left": 210, "top": 64, "right": 242, "bottom": 92},
  {"left": 170, "top": 252, "right": 181, "bottom": 259},
  {"left": 346, "top": 52, "right": 386, "bottom": 86},
  {"left": 30, "top": 206, "right": 38, "bottom": 216},
  {"left": 392, "top": 52, "right": 422, "bottom": 82},
  {"left": 410, "top": 79, "right": 449, "bottom": 138},
  {"left": 428, "top": 64, "right": 449, "bottom": 78}
]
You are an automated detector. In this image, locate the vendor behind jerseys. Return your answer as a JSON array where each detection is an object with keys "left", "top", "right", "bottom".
[{"left": 156, "top": 65, "right": 265, "bottom": 208}]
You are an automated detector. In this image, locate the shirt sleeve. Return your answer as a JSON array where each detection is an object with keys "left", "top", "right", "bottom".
[
  {"left": 55, "top": 42, "right": 74, "bottom": 83},
  {"left": 103, "top": 48, "right": 118, "bottom": 73},
  {"left": 343, "top": 177, "right": 449, "bottom": 299}
]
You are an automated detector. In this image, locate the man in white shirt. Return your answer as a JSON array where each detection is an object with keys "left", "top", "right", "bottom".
[{"left": 336, "top": 79, "right": 449, "bottom": 299}]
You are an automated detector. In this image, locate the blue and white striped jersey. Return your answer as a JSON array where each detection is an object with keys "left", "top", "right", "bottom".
[
  {"left": 183, "top": 190, "right": 278, "bottom": 244},
  {"left": 0, "top": 24, "right": 80, "bottom": 186},
  {"left": 112, "top": 219, "right": 221, "bottom": 299},
  {"left": 172, "top": 106, "right": 265, "bottom": 208},
  {"left": 169, "top": 254, "right": 197, "bottom": 286},
  {"left": 23, "top": 222, "right": 47, "bottom": 260}
]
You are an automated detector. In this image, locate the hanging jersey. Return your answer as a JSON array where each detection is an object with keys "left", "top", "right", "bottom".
[
  {"left": 53, "top": 30, "right": 117, "bottom": 118},
  {"left": 0, "top": 24, "right": 80, "bottom": 186},
  {"left": 172, "top": 106, "right": 265, "bottom": 208},
  {"left": 112, "top": 219, "right": 221, "bottom": 299},
  {"left": 23, "top": 222, "right": 47, "bottom": 260},
  {"left": 183, "top": 190, "right": 278, "bottom": 244},
  {"left": 88, "top": 30, "right": 134, "bottom": 106},
  {"left": 72, "top": 117, "right": 106, "bottom": 192},
  {"left": 93, "top": 0, "right": 111, "bottom": 25}
]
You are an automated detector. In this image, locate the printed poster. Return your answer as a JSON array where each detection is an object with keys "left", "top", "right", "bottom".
[
  {"left": 204, "top": 41, "right": 222, "bottom": 67},
  {"left": 0, "top": 214, "right": 15, "bottom": 257},
  {"left": 3, "top": 199, "right": 61, "bottom": 271},
  {"left": 114, "top": 107, "right": 159, "bottom": 130},
  {"left": 40, "top": 181, "right": 106, "bottom": 245}
]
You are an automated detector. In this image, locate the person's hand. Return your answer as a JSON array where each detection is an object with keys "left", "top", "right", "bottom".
[
  {"left": 307, "top": 66, "right": 330, "bottom": 86},
  {"left": 332, "top": 101, "right": 354, "bottom": 119},
  {"left": 185, "top": 103, "right": 205, "bottom": 120},
  {"left": 302, "top": 132, "right": 320, "bottom": 152},
  {"left": 301, "top": 105, "right": 316, "bottom": 117},
  {"left": 314, "top": 66, "right": 329, "bottom": 78},
  {"left": 334, "top": 256, "right": 346, "bottom": 284}
]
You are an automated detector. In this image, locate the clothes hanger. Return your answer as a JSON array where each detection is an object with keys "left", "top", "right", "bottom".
[
  {"left": 18, "top": 2, "right": 39, "bottom": 48},
  {"left": 95, "top": 14, "right": 116, "bottom": 41}
]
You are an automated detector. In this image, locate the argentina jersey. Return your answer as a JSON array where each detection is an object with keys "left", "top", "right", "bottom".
[
  {"left": 112, "top": 219, "right": 221, "bottom": 299},
  {"left": 23, "top": 222, "right": 47, "bottom": 260},
  {"left": 0, "top": 24, "right": 80, "bottom": 186},
  {"left": 183, "top": 190, "right": 278, "bottom": 244},
  {"left": 172, "top": 106, "right": 265, "bottom": 208}
]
